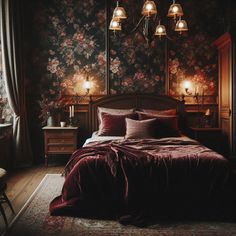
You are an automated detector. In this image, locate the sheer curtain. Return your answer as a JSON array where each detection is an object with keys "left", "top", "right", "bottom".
[{"left": 0, "top": 0, "right": 32, "bottom": 167}]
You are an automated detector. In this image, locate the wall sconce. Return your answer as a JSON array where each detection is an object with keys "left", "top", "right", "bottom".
[
  {"left": 68, "top": 76, "right": 92, "bottom": 126},
  {"left": 75, "top": 75, "right": 91, "bottom": 103},
  {"left": 181, "top": 80, "right": 199, "bottom": 102},
  {"left": 183, "top": 80, "right": 192, "bottom": 95},
  {"left": 84, "top": 76, "right": 91, "bottom": 94}
]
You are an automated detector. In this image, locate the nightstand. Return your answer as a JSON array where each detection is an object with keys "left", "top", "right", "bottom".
[
  {"left": 189, "top": 127, "right": 224, "bottom": 154},
  {"left": 42, "top": 126, "right": 78, "bottom": 166}
]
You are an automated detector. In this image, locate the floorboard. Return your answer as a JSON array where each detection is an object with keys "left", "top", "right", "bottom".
[{"left": 0, "top": 164, "right": 64, "bottom": 231}]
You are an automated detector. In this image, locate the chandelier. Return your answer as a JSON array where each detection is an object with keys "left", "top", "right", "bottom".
[{"left": 109, "top": 0, "right": 188, "bottom": 44}]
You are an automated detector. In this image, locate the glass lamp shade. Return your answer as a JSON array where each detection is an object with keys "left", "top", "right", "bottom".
[
  {"left": 167, "top": 1, "right": 184, "bottom": 18},
  {"left": 175, "top": 18, "right": 188, "bottom": 32},
  {"left": 84, "top": 80, "right": 91, "bottom": 92},
  {"left": 109, "top": 18, "right": 122, "bottom": 31},
  {"left": 155, "top": 23, "right": 166, "bottom": 37},
  {"left": 113, "top": 6, "right": 127, "bottom": 20},
  {"left": 142, "top": 0, "right": 157, "bottom": 16}
]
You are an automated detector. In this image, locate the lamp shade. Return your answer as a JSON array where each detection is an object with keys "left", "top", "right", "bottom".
[
  {"left": 167, "top": 1, "right": 184, "bottom": 18},
  {"left": 84, "top": 80, "right": 91, "bottom": 91},
  {"left": 183, "top": 80, "right": 191, "bottom": 90},
  {"left": 109, "top": 18, "right": 122, "bottom": 31},
  {"left": 155, "top": 23, "right": 166, "bottom": 37},
  {"left": 113, "top": 6, "right": 127, "bottom": 20},
  {"left": 142, "top": 0, "right": 157, "bottom": 16},
  {"left": 205, "top": 109, "right": 211, "bottom": 116},
  {"left": 175, "top": 18, "right": 188, "bottom": 32}
]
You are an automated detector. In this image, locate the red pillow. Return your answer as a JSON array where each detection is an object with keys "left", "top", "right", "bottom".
[
  {"left": 98, "top": 112, "right": 137, "bottom": 136},
  {"left": 138, "top": 112, "right": 181, "bottom": 138}
]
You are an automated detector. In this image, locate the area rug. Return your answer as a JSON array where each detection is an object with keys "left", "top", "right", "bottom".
[{"left": 3, "top": 174, "right": 236, "bottom": 236}]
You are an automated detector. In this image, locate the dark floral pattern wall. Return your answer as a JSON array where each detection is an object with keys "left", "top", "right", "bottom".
[
  {"left": 25, "top": 0, "right": 106, "bottom": 124},
  {"left": 23, "top": 0, "right": 226, "bottom": 124},
  {"left": 168, "top": 33, "right": 218, "bottom": 103},
  {"left": 168, "top": 0, "right": 222, "bottom": 103},
  {"left": 109, "top": 0, "right": 166, "bottom": 94},
  {"left": 0, "top": 43, "right": 12, "bottom": 122}
]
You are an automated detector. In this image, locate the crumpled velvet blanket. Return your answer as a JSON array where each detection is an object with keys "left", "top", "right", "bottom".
[{"left": 49, "top": 138, "right": 236, "bottom": 226}]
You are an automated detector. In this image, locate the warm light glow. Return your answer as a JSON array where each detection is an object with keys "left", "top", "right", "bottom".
[
  {"left": 109, "top": 0, "right": 188, "bottom": 42},
  {"left": 155, "top": 23, "right": 166, "bottom": 37},
  {"left": 172, "top": 6, "right": 179, "bottom": 13},
  {"left": 178, "top": 22, "right": 184, "bottom": 28},
  {"left": 109, "top": 18, "right": 122, "bottom": 31},
  {"left": 142, "top": 1, "right": 157, "bottom": 16},
  {"left": 167, "top": 1, "right": 184, "bottom": 18},
  {"left": 84, "top": 80, "right": 91, "bottom": 91},
  {"left": 205, "top": 108, "right": 211, "bottom": 116},
  {"left": 113, "top": 5, "right": 127, "bottom": 20},
  {"left": 175, "top": 18, "right": 188, "bottom": 32},
  {"left": 146, "top": 3, "right": 153, "bottom": 11},
  {"left": 116, "top": 9, "right": 122, "bottom": 16},
  {"left": 112, "top": 21, "right": 119, "bottom": 27},
  {"left": 183, "top": 80, "right": 191, "bottom": 90}
]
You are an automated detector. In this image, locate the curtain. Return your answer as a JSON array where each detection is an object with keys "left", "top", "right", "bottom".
[{"left": 0, "top": 0, "right": 32, "bottom": 167}]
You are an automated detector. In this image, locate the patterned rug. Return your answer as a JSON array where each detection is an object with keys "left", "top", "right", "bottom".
[{"left": 3, "top": 174, "right": 236, "bottom": 236}]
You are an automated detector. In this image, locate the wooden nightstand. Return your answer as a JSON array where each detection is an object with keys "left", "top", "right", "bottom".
[
  {"left": 189, "top": 127, "right": 225, "bottom": 154},
  {"left": 42, "top": 126, "right": 78, "bottom": 166}
]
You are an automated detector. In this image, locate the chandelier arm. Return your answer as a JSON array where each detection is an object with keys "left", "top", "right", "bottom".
[
  {"left": 130, "top": 15, "right": 145, "bottom": 33},
  {"left": 165, "top": 34, "right": 173, "bottom": 41}
]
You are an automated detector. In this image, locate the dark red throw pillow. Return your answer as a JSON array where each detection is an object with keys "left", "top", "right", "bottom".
[
  {"left": 138, "top": 112, "right": 181, "bottom": 138},
  {"left": 98, "top": 112, "right": 137, "bottom": 136}
]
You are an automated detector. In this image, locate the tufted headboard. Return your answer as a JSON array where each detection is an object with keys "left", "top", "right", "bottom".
[{"left": 88, "top": 94, "right": 185, "bottom": 134}]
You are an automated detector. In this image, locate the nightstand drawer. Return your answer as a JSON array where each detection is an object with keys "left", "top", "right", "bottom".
[
  {"left": 46, "top": 131, "right": 75, "bottom": 137},
  {"left": 47, "top": 145, "right": 75, "bottom": 153},
  {"left": 47, "top": 137, "right": 74, "bottom": 144}
]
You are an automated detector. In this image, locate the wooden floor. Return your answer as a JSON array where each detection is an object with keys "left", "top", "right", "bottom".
[{"left": 0, "top": 164, "right": 64, "bottom": 232}]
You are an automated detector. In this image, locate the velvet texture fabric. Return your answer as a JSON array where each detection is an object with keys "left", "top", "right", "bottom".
[
  {"left": 49, "top": 139, "right": 236, "bottom": 226},
  {"left": 97, "top": 107, "right": 135, "bottom": 124},
  {"left": 98, "top": 112, "right": 137, "bottom": 136},
  {"left": 0, "top": 0, "right": 32, "bottom": 166},
  {"left": 125, "top": 118, "right": 156, "bottom": 139},
  {"left": 138, "top": 112, "right": 181, "bottom": 138}
]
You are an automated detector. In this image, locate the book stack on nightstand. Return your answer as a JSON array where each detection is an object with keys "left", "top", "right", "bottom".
[
  {"left": 42, "top": 126, "right": 78, "bottom": 166},
  {"left": 188, "top": 127, "right": 225, "bottom": 155}
]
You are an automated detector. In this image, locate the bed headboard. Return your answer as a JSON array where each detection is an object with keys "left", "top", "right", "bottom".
[{"left": 89, "top": 94, "right": 185, "bottom": 134}]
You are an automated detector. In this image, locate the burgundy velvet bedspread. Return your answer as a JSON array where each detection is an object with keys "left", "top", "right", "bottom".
[{"left": 49, "top": 138, "right": 236, "bottom": 225}]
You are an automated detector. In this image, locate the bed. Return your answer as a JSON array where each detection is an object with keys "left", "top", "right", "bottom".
[{"left": 49, "top": 94, "right": 236, "bottom": 226}]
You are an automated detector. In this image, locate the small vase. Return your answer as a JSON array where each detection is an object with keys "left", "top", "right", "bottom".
[{"left": 47, "top": 112, "right": 54, "bottom": 127}]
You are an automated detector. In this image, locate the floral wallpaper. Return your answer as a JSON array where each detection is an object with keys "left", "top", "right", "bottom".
[
  {"left": 168, "top": 0, "right": 222, "bottom": 103},
  {"left": 168, "top": 33, "right": 218, "bottom": 102},
  {"left": 0, "top": 43, "right": 12, "bottom": 122},
  {"left": 25, "top": 0, "right": 106, "bottom": 124},
  {"left": 109, "top": 0, "right": 165, "bottom": 94},
  {"left": 23, "top": 0, "right": 226, "bottom": 124},
  {"left": 0, "top": 73, "right": 13, "bottom": 122}
]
